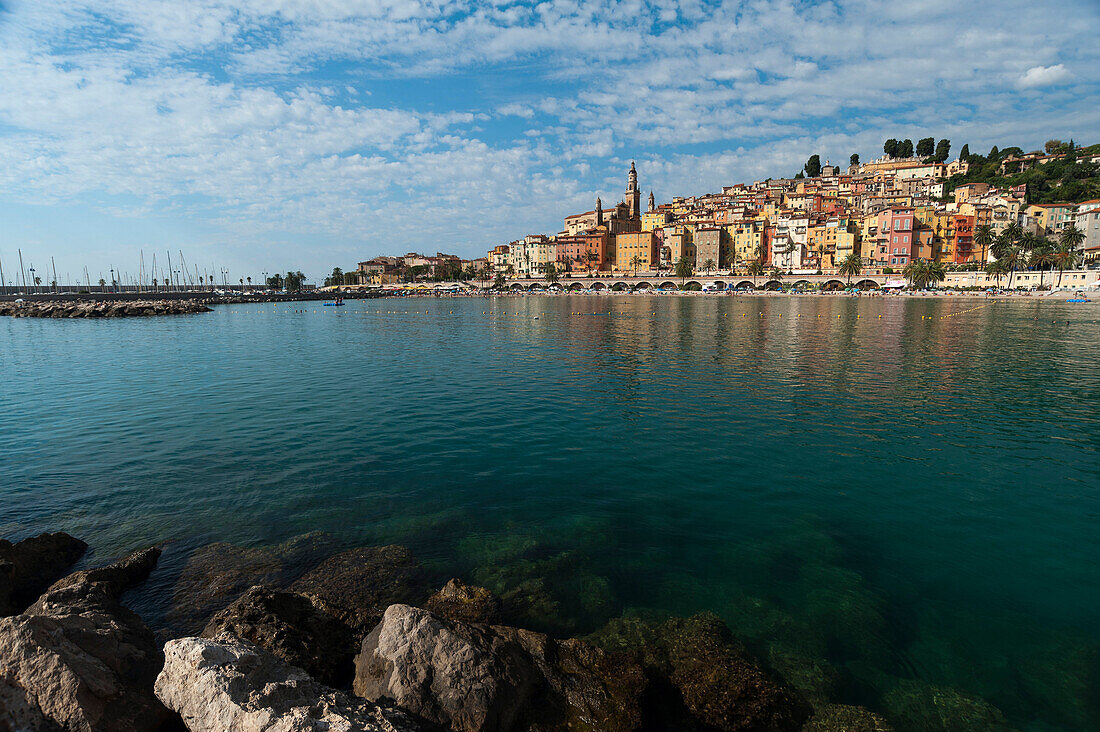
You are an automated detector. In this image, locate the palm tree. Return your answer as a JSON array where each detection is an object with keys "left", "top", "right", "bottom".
[
  {"left": 746, "top": 259, "right": 765, "bottom": 287},
  {"left": 991, "top": 223, "right": 1021, "bottom": 261},
  {"left": 1029, "top": 241, "right": 1056, "bottom": 288},
  {"left": 702, "top": 258, "right": 716, "bottom": 274},
  {"left": 545, "top": 262, "right": 559, "bottom": 284},
  {"left": 246, "top": 276, "right": 252, "bottom": 290},
  {"left": 1059, "top": 224, "right": 1085, "bottom": 256},
  {"left": 674, "top": 256, "right": 693, "bottom": 284},
  {"left": 998, "top": 245, "right": 1024, "bottom": 289},
  {"left": 902, "top": 259, "right": 946, "bottom": 289},
  {"left": 838, "top": 252, "right": 861, "bottom": 285},
  {"left": 722, "top": 243, "right": 736, "bottom": 273},
  {"left": 1051, "top": 241, "right": 1081, "bottom": 287},
  {"left": 98, "top": 278, "right": 106, "bottom": 292},
  {"left": 974, "top": 224, "right": 995, "bottom": 264},
  {"left": 493, "top": 272, "right": 505, "bottom": 290},
  {"left": 984, "top": 258, "right": 1008, "bottom": 288},
  {"left": 630, "top": 255, "right": 642, "bottom": 277}
]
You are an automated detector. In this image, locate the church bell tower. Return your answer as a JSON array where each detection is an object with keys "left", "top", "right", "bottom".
[{"left": 625, "top": 161, "right": 640, "bottom": 220}]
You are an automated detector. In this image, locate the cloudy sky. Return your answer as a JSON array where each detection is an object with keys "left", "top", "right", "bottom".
[{"left": 1, "top": 1, "right": 1098, "bottom": 284}]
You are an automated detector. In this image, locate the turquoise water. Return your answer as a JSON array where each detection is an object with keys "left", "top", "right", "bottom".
[{"left": 2, "top": 295, "right": 1098, "bottom": 729}]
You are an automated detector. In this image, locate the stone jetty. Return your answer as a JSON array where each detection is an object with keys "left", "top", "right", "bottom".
[{"left": 0, "top": 299, "right": 213, "bottom": 318}]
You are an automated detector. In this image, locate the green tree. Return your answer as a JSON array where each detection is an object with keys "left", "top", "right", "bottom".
[
  {"left": 916, "top": 137, "right": 935, "bottom": 158},
  {"left": 1051, "top": 240, "right": 1082, "bottom": 287},
  {"left": 1029, "top": 240, "right": 1056, "bottom": 288},
  {"left": 934, "top": 139, "right": 951, "bottom": 163},
  {"left": 997, "top": 246, "right": 1024, "bottom": 288},
  {"left": 838, "top": 252, "right": 862, "bottom": 284},
  {"left": 285, "top": 271, "right": 306, "bottom": 292},
  {"left": 884, "top": 139, "right": 899, "bottom": 158},
  {"left": 493, "top": 272, "right": 506, "bottom": 290},
  {"left": 702, "top": 258, "right": 716, "bottom": 274},
  {"left": 973, "top": 224, "right": 995, "bottom": 263},
  {"left": 850, "top": 153, "right": 859, "bottom": 167},
  {"left": 984, "top": 258, "right": 1008, "bottom": 288},
  {"left": 98, "top": 278, "right": 106, "bottom": 291},
  {"left": 902, "top": 259, "right": 945, "bottom": 289},
  {"left": 804, "top": 154, "right": 821, "bottom": 178},
  {"left": 629, "top": 255, "right": 642, "bottom": 277},
  {"left": 959, "top": 143, "right": 969, "bottom": 160},
  {"left": 325, "top": 267, "right": 343, "bottom": 286},
  {"left": 988, "top": 145, "right": 999, "bottom": 160},
  {"left": 898, "top": 139, "right": 914, "bottom": 158},
  {"left": 674, "top": 256, "right": 693, "bottom": 283},
  {"left": 746, "top": 259, "right": 764, "bottom": 287},
  {"left": 1059, "top": 224, "right": 1085, "bottom": 253},
  {"left": 545, "top": 262, "right": 560, "bottom": 284}
]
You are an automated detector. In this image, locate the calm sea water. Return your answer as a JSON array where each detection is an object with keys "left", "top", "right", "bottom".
[{"left": 2, "top": 294, "right": 1098, "bottom": 729}]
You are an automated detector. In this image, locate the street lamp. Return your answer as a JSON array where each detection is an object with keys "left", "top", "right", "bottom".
[{"left": 28, "top": 267, "right": 36, "bottom": 294}]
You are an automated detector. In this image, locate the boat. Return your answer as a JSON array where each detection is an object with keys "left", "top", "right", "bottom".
[
  {"left": 324, "top": 298, "right": 345, "bottom": 306},
  {"left": 1066, "top": 298, "right": 1090, "bottom": 303}
]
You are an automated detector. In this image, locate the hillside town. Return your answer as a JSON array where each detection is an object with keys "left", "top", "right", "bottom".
[{"left": 347, "top": 139, "right": 1099, "bottom": 287}]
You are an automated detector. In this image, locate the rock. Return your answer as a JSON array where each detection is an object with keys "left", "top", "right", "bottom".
[
  {"left": 166, "top": 532, "right": 337, "bottom": 635},
  {"left": 0, "top": 532, "right": 88, "bottom": 616},
  {"left": 201, "top": 585, "right": 357, "bottom": 688},
  {"left": 426, "top": 578, "right": 502, "bottom": 624},
  {"left": 0, "top": 300, "right": 213, "bottom": 318},
  {"left": 0, "top": 547, "right": 174, "bottom": 731},
  {"left": 802, "top": 703, "right": 893, "bottom": 731},
  {"left": 881, "top": 679, "right": 1014, "bottom": 731},
  {"left": 289, "top": 546, "right": 430, "bottom": 634},
  {"left": 590, "top": 613, "right": 810, "bottom": 731},
  {"left": 353, "top": 604, "right": 645, "bottom": 732},
  {"left": 155, "top": 634, "right": 424, "bottom": 732}
]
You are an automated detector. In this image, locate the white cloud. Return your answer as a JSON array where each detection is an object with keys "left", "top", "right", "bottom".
[
  {"left": 0, "top": 0, "right": 1097, "bottom": 272},
  {"left": 1018, "top": 64, "right": 1071, "bottom": 88}
]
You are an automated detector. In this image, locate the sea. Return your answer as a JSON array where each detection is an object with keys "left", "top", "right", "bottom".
[{"left": 2, "top": 293, "right": 1098, "bottom": 730}]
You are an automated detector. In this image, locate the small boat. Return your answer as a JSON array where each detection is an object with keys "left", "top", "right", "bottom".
[
  {"left": 1066, "top": 298, "right": 1090, "bottom": 303},
  {"left": 324, "top": 300, "right": 345, "bottom": 307}
]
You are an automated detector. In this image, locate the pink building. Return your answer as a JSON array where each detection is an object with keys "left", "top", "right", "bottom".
[{"left": 878, "top": 206, "right": 915, "bottom": 267}]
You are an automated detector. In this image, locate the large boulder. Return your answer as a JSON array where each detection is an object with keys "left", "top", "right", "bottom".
[
  {"left": 201, "top": 585, "right": 357, "bottom": 688},
  {"left": 353, "top": 604, "right": 645, "bottom": 732},
  {"left": 155, "top": 634, "right": 424, "bottom": 732},
  {"left": 165, "top": 533, "right": 338, "bottom": 635},
  {"left": 0, "top": 546, "right": 175, "bottom": 731},
  {"left": 0, "top": 532, "right": 88, "bottom": 616},
  {"left": 590, "top": 613, "right": 811, "bottom": 731},
  {"left": 289, "top": 546, "right": 431, "bottom": 634}
]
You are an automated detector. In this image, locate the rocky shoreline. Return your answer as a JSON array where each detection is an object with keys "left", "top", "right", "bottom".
[
  {"left": 0, "top": 299, "right": 214, "bottom": 318},
  {"left": 2, "top": 531, "right": 984, "bottom": 731}
]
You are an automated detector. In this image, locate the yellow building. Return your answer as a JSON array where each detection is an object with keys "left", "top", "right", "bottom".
[
  {"left": 613, "top": 231, "right": 659, "bottom": 273},
  {"left": 807, "top": 218, "right": 856, "bottom": 270},
  {"left": 723, "top": 220, "right": 765, "bottom": 269},
  {"left": 641, "top": 210, "right": 671, "bottom": 232}
]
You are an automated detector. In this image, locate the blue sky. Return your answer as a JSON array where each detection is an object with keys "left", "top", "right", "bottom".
[{"left": 1, "top": 1, "right": 1098, "bottom": 285}]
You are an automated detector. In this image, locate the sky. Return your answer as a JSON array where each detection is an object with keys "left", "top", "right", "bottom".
[{"left": 1, "top": 1, "right": 1098, "bottom": 286}]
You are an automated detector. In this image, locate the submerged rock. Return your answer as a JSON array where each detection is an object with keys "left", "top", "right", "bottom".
[
  {"left": 803, "top": 703, "right": 893, "bottom": 731},
  {"left": 201, "top": 585, "right": 357, "bottom": 688},
  {"left": 353, "top": 603, "right": 645, "bottom": 732},
  {"left": 591, "top": 612, "right": 810, "bottom": 731},
  {"left": 0, "top": 547, "right": 175, "bottom": 731},
  {"left": 289, "top": 545, "right": 430, "bottom": 634},
  {"left": 0, "top": 531, "right": 88, "bottom": 616},
  {"left": 426, "top": 578, "right": 502, "bottom": 624},
  {"left": 166, "top": 532, "right": 337, "bottom": 635},
  {"left": 156, "top": 633, "right": 424, "bottom": 732},
  {"left": 881, "top": 679, "right": 1014, "bottom": 731}
]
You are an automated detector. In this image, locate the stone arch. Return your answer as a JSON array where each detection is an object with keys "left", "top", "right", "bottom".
[
  {"left": 590, "top": 282, "right": 608, "bottom": 291},
  {"left": 509, "top": 283, "right": 525, "bottom": 290},
  {"left": 657, "top": 281, "right": 679, "bottom": 290},
  {"left": 632, "top": 281, "right": 652, "bottom": 290},
  {"left": 734, "top": 280, "right": 756, "bottom": 290},
  {"left": 712, "top": 281, "right": 726, "bottom": 290},
  {"left": 763, "top": 280, "right": 783, "bottom": 291},
  {"left": 610, "top": 281, "right": 630, "bottom": 291},
  {"left": 792, "top": 279, "right": 813, "bottom": 289},
  {"left": 822, "top": 279, "right": 845, "bottom": 291},
  {"left": 567, "top": 282, "right": 585, "bottom": 291},
  {"left": 854, "top": 279, "right": 880, "bottom": 290},
  {"left": 683, "top": 281, "right": 702, "bottom": 291},
  {"left": 527, "top": 283, "right": 545, "bottom": 291}
]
